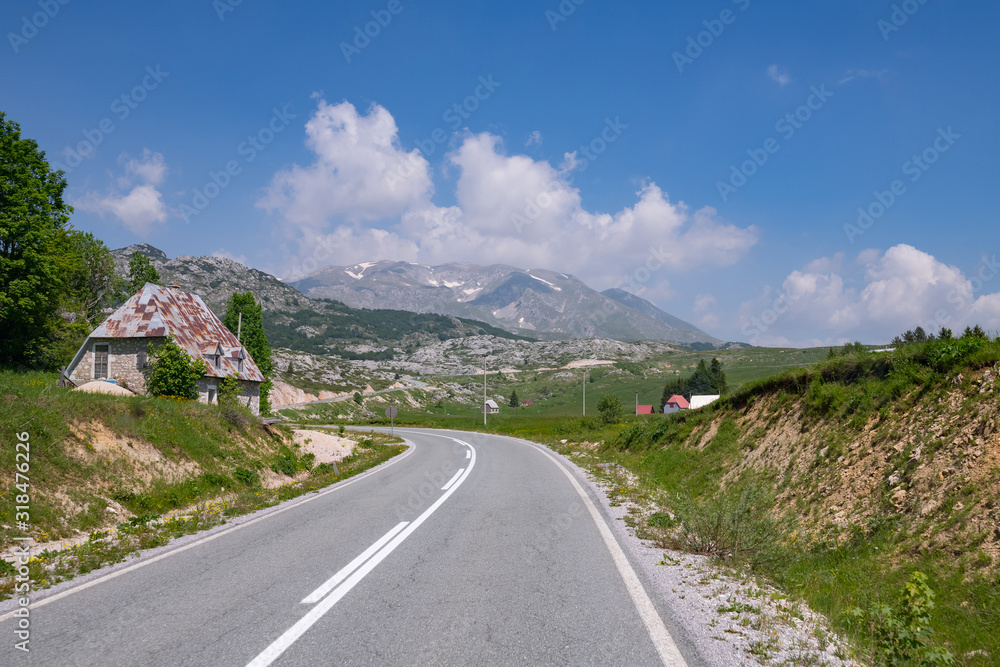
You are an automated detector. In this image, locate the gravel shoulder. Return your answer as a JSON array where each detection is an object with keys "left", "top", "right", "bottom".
[{"left": 526, "top": 438, "right": 860, "bottom": 667}]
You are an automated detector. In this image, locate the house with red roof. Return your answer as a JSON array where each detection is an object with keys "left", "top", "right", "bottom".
[
  {"left": 663, "top": 394, "right": 689, "bottom": 414},
  {"left": 636, "top": 405, "right": 654, "bottom": 415},
  {"left": 64, "top": 283, "right": 264, "bottom": 414}
]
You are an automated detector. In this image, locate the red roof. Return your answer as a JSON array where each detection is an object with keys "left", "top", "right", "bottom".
[
  {"left": 665, "top": 394, "right": 689, "bottom": 409},
  {"left": 90, "top": 283, "right": 264, "bottom": 383},
  {"left": 636, "top": 405, "right": 654, "bottom": 415}
]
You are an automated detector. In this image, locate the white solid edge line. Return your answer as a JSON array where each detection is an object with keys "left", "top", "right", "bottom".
[
  {"left": 246, "top": 439, "right": 476, "bottom": 667},
  {"left": 517, "top": 439, "right": 688, "bottom": 667},
  {"left": 441, "top": 468, "right": 464, "bottom": 491},
  {"left": 301, "top": 521, "right": 408, "bottom": 604},
  {"left": 0, "top": 442, "right": 416, "bottom": 624}
]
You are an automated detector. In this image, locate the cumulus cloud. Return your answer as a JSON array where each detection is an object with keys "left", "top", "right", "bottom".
[
  {"left": 263, "top": 99, "right": 760, "bottom": 289},
  {"left": 738, "top": 245, "right": 1000, "bottom": 345},
  {"left": 75, "top": 150, "right": 168, "bottom": 234},
  {"left": 257, "top": 100, "right": 432, "bottom": 228},
  {"left": 767, "top": 64, "right": 791, "bottom": 86}
]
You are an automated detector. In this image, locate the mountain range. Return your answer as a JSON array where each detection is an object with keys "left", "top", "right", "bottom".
[
  {"left": 291, "top": 261, "right": 720, "bottom": 345},
  {"left": 111, "top": 246, "right": 721, "bottom": 347}
]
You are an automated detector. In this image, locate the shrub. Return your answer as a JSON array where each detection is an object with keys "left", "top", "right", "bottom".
[
  {"left": 147, "top": 336, "right": 206, "bottom": 400},
  {"left": 270, "top": 447, "right": 300, "bottom": 477},
  {"left": 597, "top": 393, "right": 624, "bottom": 424},
  {"left": 221, "top": 403, "right": 254, "bottom": 428},
  {"left": 233, "top": 466, "right": 260, "bottom": 487},
  {"left": 671, "top": 482, "right": 792, "bottom": 567},
  {"left": 844, "top": 572, "right": 955, "bottom": 666},
  {"left": 217, "top": 375, "right": 239, "bottom": 406}
]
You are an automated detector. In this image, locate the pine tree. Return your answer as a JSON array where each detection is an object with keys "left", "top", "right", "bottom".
[
  {"left": 709, "top": 357, "right": 728, "bottom": 395},
  {"left": 509, "top": 389, "right": 519, "bottom": 415}
]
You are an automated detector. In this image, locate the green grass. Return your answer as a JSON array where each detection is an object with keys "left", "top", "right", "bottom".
[{"left": 0, "top": 371, "right": 408, "bottom": 553}]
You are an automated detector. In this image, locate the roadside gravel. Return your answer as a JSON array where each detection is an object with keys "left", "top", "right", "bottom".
[{"left": 534, "top": 440, "right": 860, "bottom": 667}]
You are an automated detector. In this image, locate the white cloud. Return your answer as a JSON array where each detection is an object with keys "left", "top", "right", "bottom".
[
  {"left": 75, "top": 150, "right": 168, "bottom": 234},
  {"left": 767, "top": 64, "right": 791, "bottom": 87},
  {"left": 264, "top": 100, "right": 759, "bottom": 289},
  {"left": 693, "top": 293, "right": 719, "bottom": 330},
  {"left": 525, "top": 131, "right": 542, "bottom": 147},
  {"left": 738, "top": 245, "right": 1000, "bottom": 345},
  {"left": 257, "top": 100, "right": 432, "bottom": 229},
  {"left": 124, "top": 149, "right": 167, "bottom": 186},
  {"left": 839, "top": 68, "right": 889, "bottom": 85}
]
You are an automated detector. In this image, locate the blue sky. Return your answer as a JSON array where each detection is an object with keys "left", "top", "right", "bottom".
[{"left": 3, "top": 0, "right": 998, "bottom": 345}]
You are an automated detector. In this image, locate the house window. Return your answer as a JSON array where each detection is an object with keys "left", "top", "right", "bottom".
[
  {"left": 214, "top": 354, "right": 221, "bottom": 369},
  {"left": 94, "top": 344, "right": 109, "bottom": 378},
  {"left": 136, "top": 351, "right": 147, "bottom": 369},
  {"left": 207, "top": 385, "right": 217, "bottom": 404}
]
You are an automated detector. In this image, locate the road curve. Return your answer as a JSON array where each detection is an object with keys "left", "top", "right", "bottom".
[{"left": 1, "top": 428, "right": 702, "bottom": 666}]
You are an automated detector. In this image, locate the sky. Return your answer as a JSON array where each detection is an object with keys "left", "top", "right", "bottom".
[{"left": 3, "top": 0, "right": 999, "bottom": 346}]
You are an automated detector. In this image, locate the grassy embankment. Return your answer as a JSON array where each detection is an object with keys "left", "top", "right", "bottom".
[
  {"left": 286, "top": 339, "right": 999, "bottom": 665},
  {"left": 0, "top": 371, "right": 404, "bottom": 600}
]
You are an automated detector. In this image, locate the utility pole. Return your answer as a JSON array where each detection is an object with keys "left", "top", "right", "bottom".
[
  {"left": 636, "top": 391, "right": 638, "bottom": 415},
  {"left": 237, "top": 312, "right": 242, "bottom": 342},
  {"left": 483, "top": 356, "right": 488, "bottom": 426},
  {"left": 582, "top": 368, "right": 587, "bottom": 417}
]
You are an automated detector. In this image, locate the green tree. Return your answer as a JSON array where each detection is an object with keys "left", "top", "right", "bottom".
[
  {"left": 0, "top": 112, "right": 76, "bottom": 368},
  {"left": 686, "top": 359, "right": 716, "bottom": 395},
  {"left": 353, "top": 391, "right": 363, "bottom": 405},
  {"left": 508, "top": 389, "right": 519, "bottom": 415},
  {"left": 597, "top": 393, "right": 624, "bottom": 424},
  {"left": 223, "top": 291, "right": 274, "bottom": 414},
  {"left": 65, "top": 231, "right": 122, "bottom": 326},
  {"left": 708, "top": 357, "right": 727, "bottom": 395},
  {"left": 146, "top": 336, "right": 207, "bottom": 400},
  {"left": 127, "top": 252, "right": 160, "bottom": 294}
]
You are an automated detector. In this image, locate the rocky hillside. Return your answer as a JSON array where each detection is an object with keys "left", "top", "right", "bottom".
[
  {"left": 291, "top": 260, "right": 721, "bottom": 346},
  {"left": 112, "top": 244, "right": 297, "bottom": 315},
  {"left": 110, "top": 245, "right": 528, "bottom": 356}
]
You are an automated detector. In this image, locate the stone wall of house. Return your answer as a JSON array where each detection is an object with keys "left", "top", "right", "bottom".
[
  {"left": 196, "top": 377, "right": 261, "bottom": 415},
  {"left": 71, "top": 337, "right": 161, "bottom": 394},
  {"left": 72, "top": 336, "right": 260, "bottom": 415}
]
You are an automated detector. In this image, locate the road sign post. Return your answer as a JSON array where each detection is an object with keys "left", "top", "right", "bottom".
[{"left": 385, "top": 406, "right": 398, "bottom": 436}]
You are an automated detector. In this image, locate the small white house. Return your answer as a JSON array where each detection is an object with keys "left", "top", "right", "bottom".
[
  {"left": 482, "top": 399, "right": 500, "bottom": 414},
  {"left": 689, "top": 394, "right": 721, "bottom": 410}
]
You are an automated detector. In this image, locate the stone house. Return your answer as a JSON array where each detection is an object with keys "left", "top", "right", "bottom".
[{"left": 64, "top": 283, "right": 264, "bottom": 414}]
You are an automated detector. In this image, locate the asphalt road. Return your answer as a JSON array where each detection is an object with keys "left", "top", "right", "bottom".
[{"left": 2, "top": 429, "right": 701, "bottom": 666}]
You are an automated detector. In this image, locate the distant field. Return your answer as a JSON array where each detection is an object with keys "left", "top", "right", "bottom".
[{"left": 344, "top": 346, "right": 838, "bottom": 421}]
